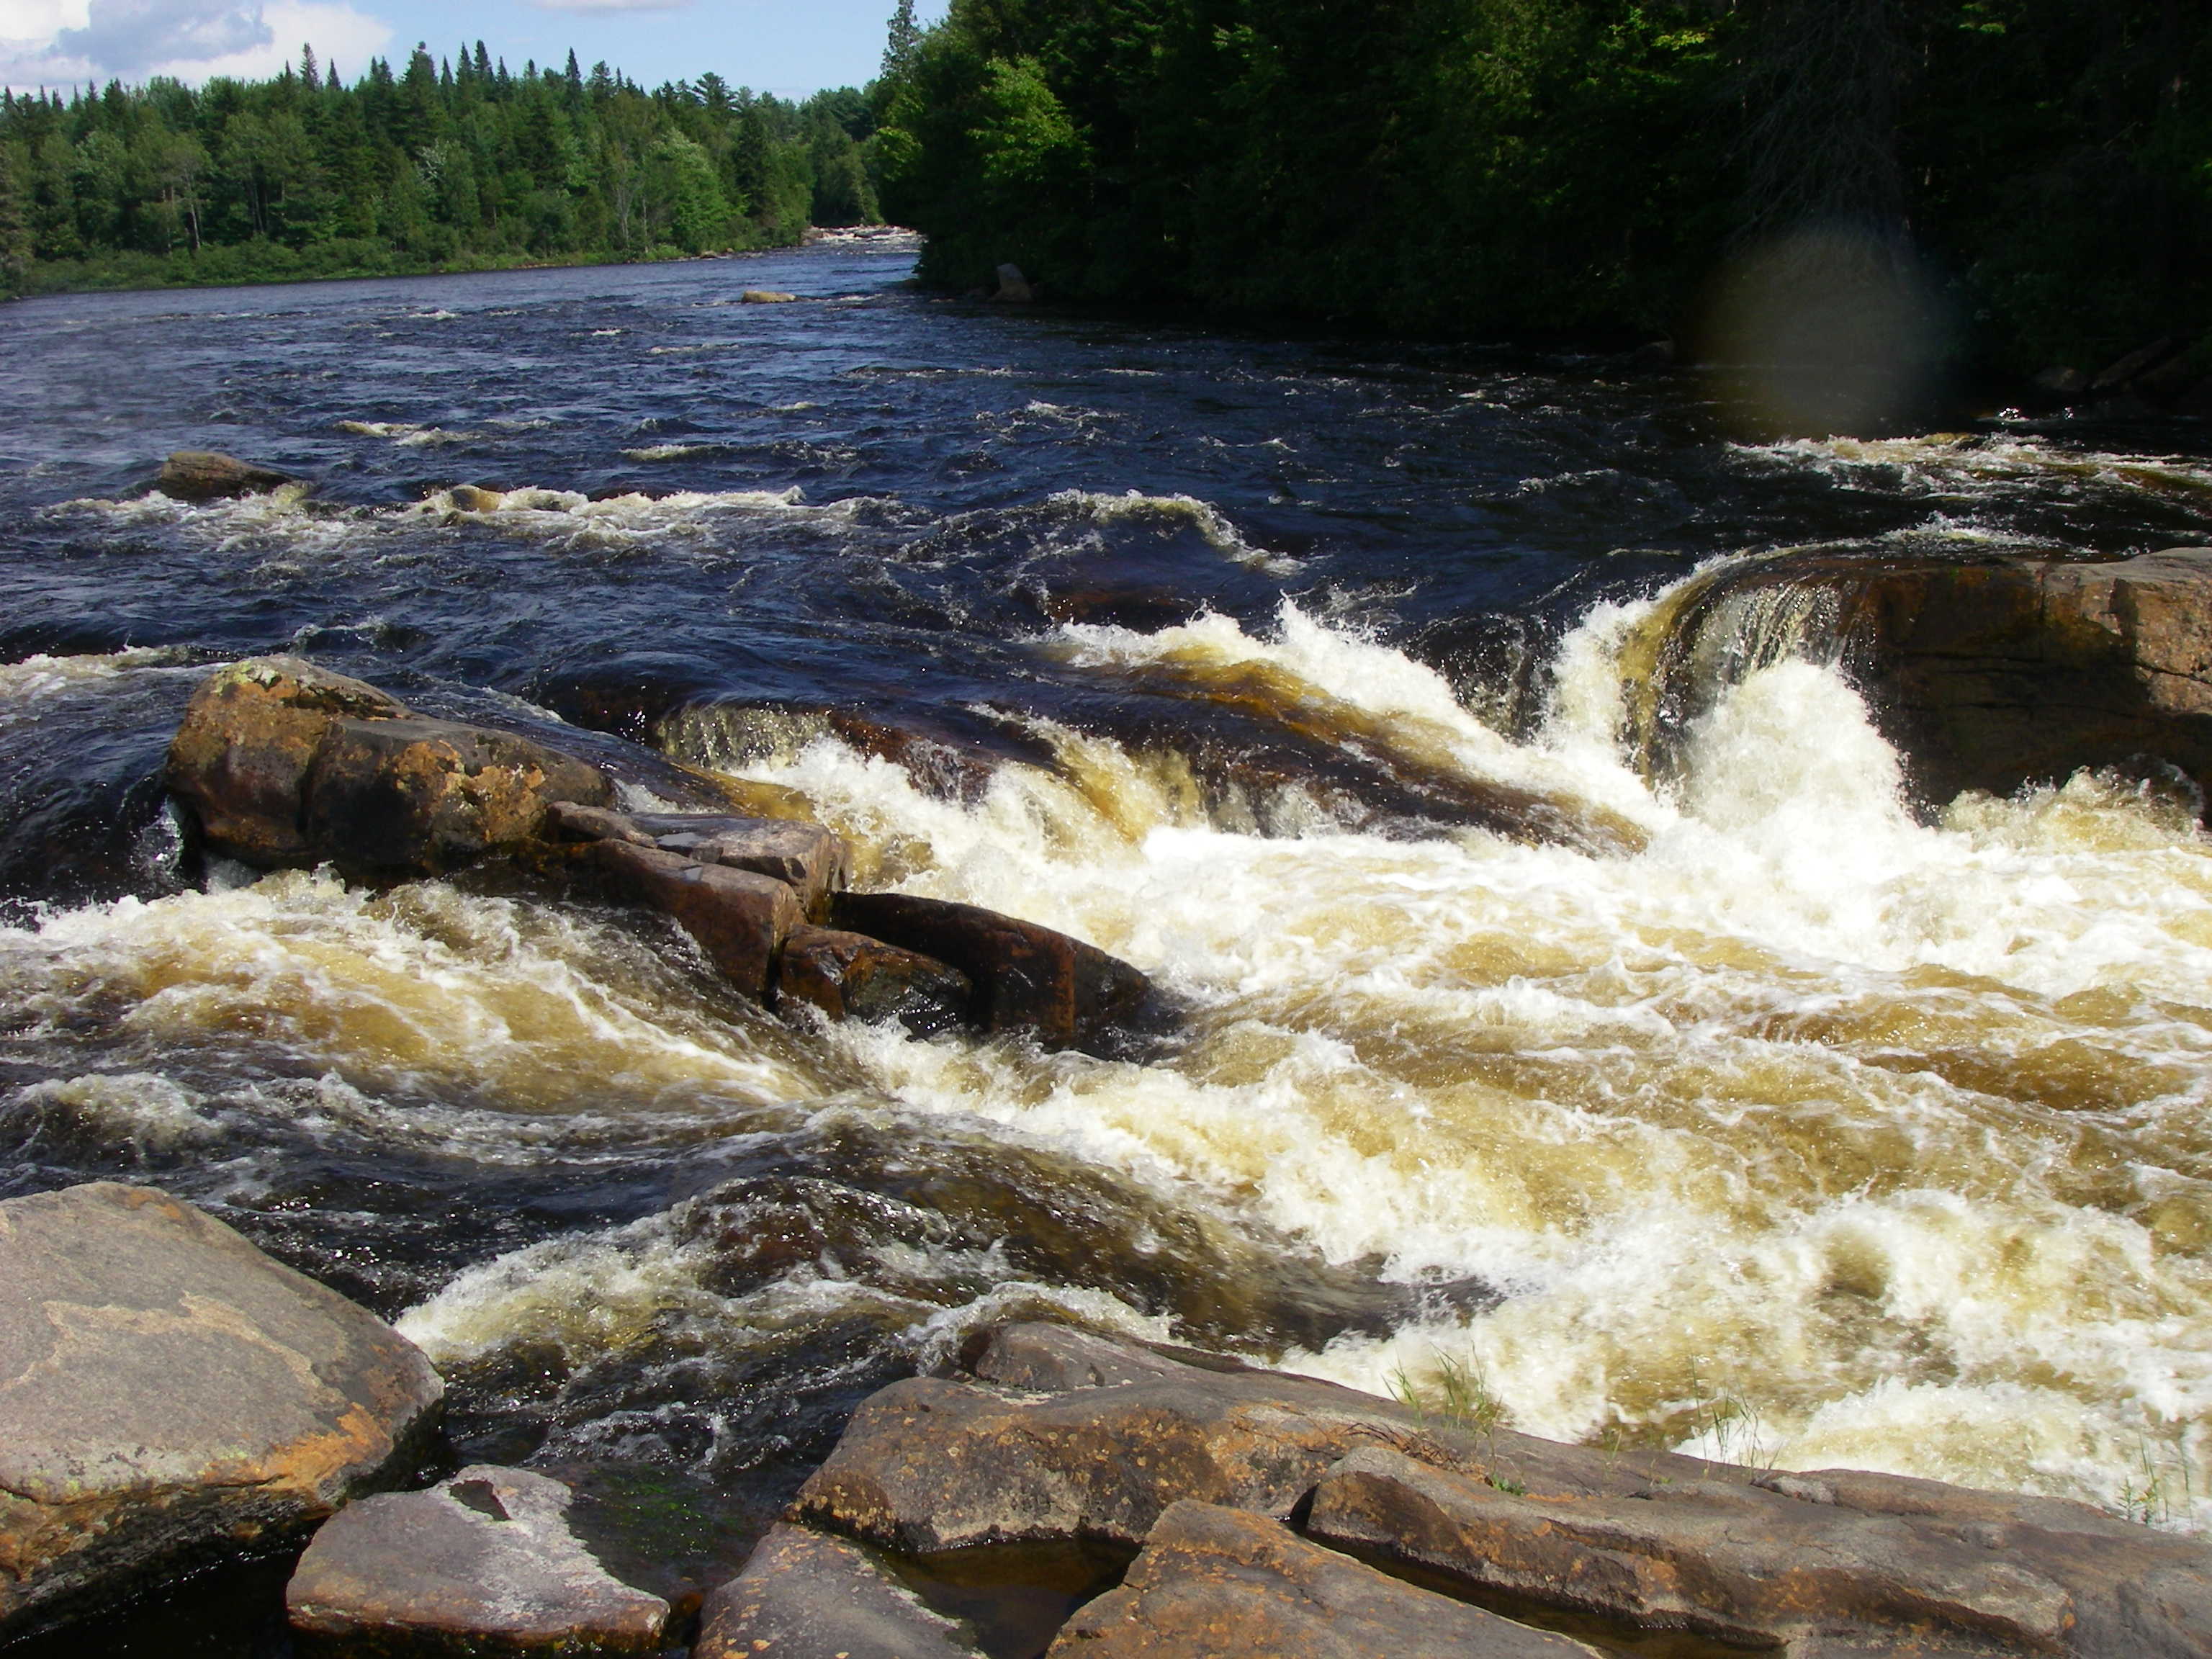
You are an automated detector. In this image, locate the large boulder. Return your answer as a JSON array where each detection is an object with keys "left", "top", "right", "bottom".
[
  {"left": 1047, "top": 1498, "right": 1601, "bottom": 1658},
  {"left": 156, "top": 450, "right": 297, "bottom": 501},
  {"left": 1641, "top": 547, "right": 2212, "bottom": 814},
  {"left": 166, "top": 657, "right": 410, "bottom": 866},
  {"left": 166, "top": 657, "right": 613, "bottom": 874},
  {"left": 301, "top": 716, "right": 614, "bottom": 876},
  {"left": 830, "top": 892, "right": 1151, "bottom": 1051},
  {"left": 0, "top": 1183, "right": 443, "bottom": 1640},
  {"left": 693, "top": 1524, "right": 981, "bottom": 1659},
  {"left": 287, "top": 1465, "right": 669, "bottom": 1658},
  {"left": 1306, "top": 1444, "right": 2212, "bottom": 1658}
]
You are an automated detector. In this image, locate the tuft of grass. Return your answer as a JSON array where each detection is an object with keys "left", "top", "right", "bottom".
[
  {"left": 2117, "top": 1431, "right": 2198, "bottom": 1530},
  {"left": 1388, "top": 1350, "right": 1508, "bottom": 1438}
]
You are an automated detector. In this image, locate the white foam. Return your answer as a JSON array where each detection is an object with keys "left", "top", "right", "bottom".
[{"left": 684, "top": 597, "right": 2212, "bottom": 1529}]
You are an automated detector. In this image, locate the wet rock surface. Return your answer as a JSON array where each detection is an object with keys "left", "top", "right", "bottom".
[
  {"left": 1646, "top": 546, "right": 2212, "bottom": 816},
  {"left": 554, "top": 804, "right": 850, "bottom": 917},
  {"left": 287, "top": 1464, "right": 669, "bottom": 1657},
  {"left": 1048, "top": 1498, "right": 1601, "bottom": 1658},
  {"left": 166, "top": 656, "right": 611, "bottom": 873},
  {"left": 166, "top": 661, "right": 1156, "bottom": 1048},
  {"left": 590, "top": 839, "right": 805, "bottom": 999},
  {"left": 0, "top": 1182, "right": 443, "bottom": 1641},
  {"left": 830, "top": 891, "right": 1153, "bottom": 1051},
  {"left": 693, "top": 1523, "right": 981, "bottom": 1659},
  {"left": 786, "top": 1322, "right": 2212, "bottom": 1659},
  {"left": 154, "top": 449, "right": 297, "bottom": 500},
  {"left": 775, "top": 923, "right": 973, "bottom": 1034}
]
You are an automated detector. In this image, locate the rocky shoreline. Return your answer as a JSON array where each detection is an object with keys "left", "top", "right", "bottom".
[{"left": 4, "top": 1190, "right": 2209, "bottom": 1655}]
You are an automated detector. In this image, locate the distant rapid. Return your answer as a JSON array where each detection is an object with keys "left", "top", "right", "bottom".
[{"left": 6, "top": 242, "right": 2212, "bottom": 1604}]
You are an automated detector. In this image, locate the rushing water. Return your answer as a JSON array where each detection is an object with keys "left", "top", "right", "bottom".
[{"left": 7, "top": 242, "right": 2212, "bottom": 1638}]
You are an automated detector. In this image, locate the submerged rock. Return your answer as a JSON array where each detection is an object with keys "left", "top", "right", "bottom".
[
  {"left": 166, "top": 656, "right": 613, "bottom": 874},
  {"left": 155, "top": 449, "right": 297, "bottom": 500},
  {"left": 0, "top": 1182, "right": 443, "bottom": 1641},
  {"left": 1638, "top": 546, "right": 2212, "bottom": 817},
  {"left": 741, "top": 289, "right": 800, "bottom": 303},
  {"left": 694, "top": 1524, "right": 981, "bottom": 1659},
  {"left": 830, "top": 891, "right": 1151, "bottom": 1051},
  {"left": 1048, "top": 1499, "right": 1600, "bottom": 1658},
  {"left": 287, "top": 1465, "right": 668, "bottom": 1657},
  {"left": 775, "top": 923, "right": 972, "bottom": 1035}
]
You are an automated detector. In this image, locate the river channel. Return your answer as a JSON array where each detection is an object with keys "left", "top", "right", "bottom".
[{"left": 6, "top": 240, "right": 2212, "bottom": 1650}]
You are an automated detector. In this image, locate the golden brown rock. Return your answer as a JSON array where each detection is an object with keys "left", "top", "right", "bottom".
[
  {"left": 300, "top": 716, "right": 613, "bottom": 875},
  {"left": 165, "top": 657, "right": 613, "bottom": 874},
  {"left": 166, "top": 657, "right": 410, "bottom": 865}
]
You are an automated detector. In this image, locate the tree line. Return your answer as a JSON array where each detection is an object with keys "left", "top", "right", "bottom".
[
  {"left": 868, "top": 0, "right": 2210, "bottom": 377},
  {"left": 0, "top": 43, "right": 883, "bottom": 294}
]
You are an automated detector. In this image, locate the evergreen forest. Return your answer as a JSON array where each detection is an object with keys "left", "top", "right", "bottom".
[
  {"left": 0, "top": 44, "right": 880, "bottom": 295},
  {"left": 871, "top": 0, "right": 2210, "bottom": 377},
  {"left": 1, "top": 0, "right": 2205, "bottom": 380}
]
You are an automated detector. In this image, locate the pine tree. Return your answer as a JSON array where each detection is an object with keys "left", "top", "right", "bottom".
[{"left": 881, "top": 0, "right": 921, "bottom": 82}]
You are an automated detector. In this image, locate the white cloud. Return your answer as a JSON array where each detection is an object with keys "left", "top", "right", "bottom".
[{"left": 1, "top": 0, "right": 391, "bottom": 88}]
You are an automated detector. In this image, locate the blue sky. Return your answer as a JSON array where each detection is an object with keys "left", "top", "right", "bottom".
[{"left": 2, "top": 0, "right": 949, "bottom": 99}]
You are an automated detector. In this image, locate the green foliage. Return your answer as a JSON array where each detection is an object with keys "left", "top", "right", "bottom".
[
  {"left": 875, "top": 0, "right": 2212, "bottom": 371},
  {"left": 0, "top": 48, "right": 886, "bottom": 294},
  {"left": 0, "top": 140, "right": 29, "bottom": 296}
]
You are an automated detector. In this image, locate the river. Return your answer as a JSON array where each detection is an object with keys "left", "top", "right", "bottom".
[{"left": 6, "top": 240, "right": 2212, "bottom": 1650}]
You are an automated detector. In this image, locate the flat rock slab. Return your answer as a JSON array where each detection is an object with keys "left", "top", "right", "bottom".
[
  {"left": 798, "top": 1322, "right": 1695, "bottom": 1557},
  {"left": 830, "top": 892, "right": 1150, "bottom": 1051},
  {"left": 0, "top": 1183, "right": 443, "bottom": 1640},
  {"left": 694, "top": 1524, "right": 981, "bottom": 1659},
  {"left": 1048, "top": 1499, "right": 1600, "bottom": 1658},
  {"left": 546, "top": 803, "right": 850, "bottom": 916},
  {"left": 1308, "top": 1444, "right": 2212, "bottom": 1658},
  {"left": 806, "top": 1326, "right": 2212, "bottom": 1658},
  {"left": 287, "top": 1465, "right": 667, "bottom": 1657}
]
